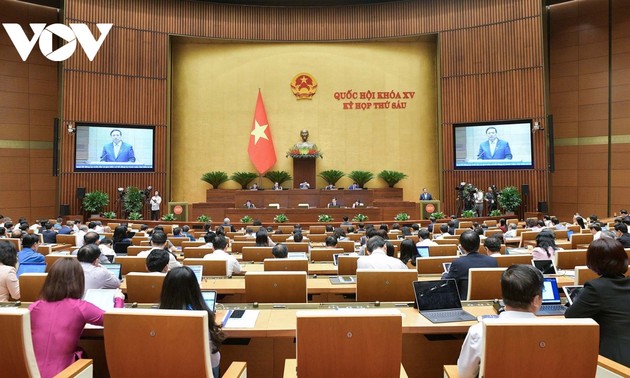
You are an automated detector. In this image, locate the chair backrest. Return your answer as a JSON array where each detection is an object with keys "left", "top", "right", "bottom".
[
  {"left": 182, "top": 258, "right": 227, "bottom": 276},
  {"left": 571, "top": 233, "right": 594, "bottom": 249},
  {"left": 18, "top": 273, "right": 47, "bottom": 302},
  {"left": 494, "top": 254, "right": 533, "bottom": 268},
  {"left": 245, "top": 271, "right": 307, "bottom": 303},
  {"left": 336, "top": 240, "right": 355, "bottom": 252},
  {"left": 346, "top": 233, "right": 363, "bottom": 242},
  {"left": 156, "top": 225, "right": 174, "bottom": 234},
  {"left": 519, "top": 231, "right": 539, "bottom": 247},
  {"left": 555, "top": 249, "right": 587, "bottom": 270},
  {"left": 231, "top": 241, "right": 255, "bottom": 253},
  {"left": 416, "top": 256, "right": 458, "bottom": 275},
  {"left": 130, "top": 236, "right": 146, "bottom": 246},
  {"left": 454, "top": 228, "right": 469, "bottom": 235},
  {"left": 295, "top": 309, "right": 402, "bottom": 377},
  {"left": 575, "top": 266, "right": 599, "bottom": 285},
  {"left": 126, "top": 246, "right": 148, "bottom": 257},
  {"left": 278, "top": 225, "right": 294, "bottom": 234},
  {"left": 566, "top": 225, "right": 581, "bottom": 233},
  {"left": 183, "top": 246, "right": 213, "bottom": 259},
  {"left": 104, "top": 309, "right": 212, "bottom": 377},
  {"left": 181, "top": 241, "right": 204, "bottom": 248},
  {"left": 0, "top": 308, "right": 41, "bottom": 377},
  {"left": 44, "top": 254, "right": 76, "bottom": 272},
  {"left": 310, "top": 247, "right": 344, "bottom": 262},
  {"left": 484, "top": 220, "right": 498, "bottom": 227},
  {"left": 355, "top": 269, "right": 417, "bottom": 302},
  {"left": 264, "top": 258, "right": 309, "bottom": 272},
  {"left": 428, "top": 244, "right": 458, "bottom": 256},
  {"left": 337, "top": 255, "right": 359, "bottom": 275},
  {"left": 555, "top": 229, "right": 568, "bottom": 240},
  {"left": 56, "top": 234, "right": 76, "bottom": 247},
  {"left": 167, "top": 237, "right": 187, "bottom": 247},
  {"left": 480, "top": 318, "right": 599, "bottom": 377},
  {"left": 307, "top": 234, "right": 327, "bottom": 243},
  {"left": 309, "top": 225, "right": 326, "bottom": 234},
  {"left": 116, "top": 256, "right": 148, "bottom": 275},
  {"left": 404, "top": 235, "right": 420, "bottom": 243},
  {"left": 434, "top": 238, "right": 458, "bottom": 245},
  {"left": 484, "top": 229, "right": 503, "bottom": 237},
  {"left": 125, "top": 272, "right": 166, "bottom": 303},
  {"left": 241, "top": 246, "right": 274, "bottom": 262},
  {"left": 467, "top": 267, "right": 507, "bottom": 300},
  {"left": 283, "top": 242, "right": 310, "bottom": 253}
]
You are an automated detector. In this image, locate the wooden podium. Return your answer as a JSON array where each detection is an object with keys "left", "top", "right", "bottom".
[
  {"left": 419, "top": 200, "right": 441, "bottom": 219},
  {"left": 292, "top": 157, "right": 317, "bottom": 189}
]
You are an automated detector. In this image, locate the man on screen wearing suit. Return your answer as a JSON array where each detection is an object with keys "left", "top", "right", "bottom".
[
  {"left": 100, "top": 129, "right": 136, "bottom": 162},
  {"left": 477, "top": 127, "right": 512, "bottom": 160}
]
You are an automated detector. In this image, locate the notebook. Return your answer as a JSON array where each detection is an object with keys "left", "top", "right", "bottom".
[
  {"left": 188, "top": 265, "right": 203, "bottom": 284},
  {"left": 16, "top": 263, "right": 46, "bottom": 278},
  {"left": 84, "top": 289, "right": 117, "bottom": 311},
  {"left": 532, "top": 259, "right": 557, "bottom": 275},
  {"left": 416, "top": 246, "right": 429, "bottom": 258},
  {"left": 413, "top": 279, "right": 476, "bottom": 323},
  {"left": 562, "top": 285, "right": 584, "bottom": 305},
  {"left": 537, "top": 277, "right": 566, "bottom": 316},
  {"left": 102, "top": 263, "right": 122, "bottom": 280},
  {"left": 201, "top": 290, "right": 217, "bottom": 312}
]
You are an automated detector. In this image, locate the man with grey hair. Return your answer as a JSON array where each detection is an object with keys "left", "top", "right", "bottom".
[{"left": 357, "top": 236, "right": 407, "bottom": 270}]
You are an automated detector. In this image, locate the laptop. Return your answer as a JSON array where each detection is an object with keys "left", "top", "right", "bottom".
[
  {"left": 442, "top": 262, "right": 452, "bottom": 274},
  {"left": 288, "top": 252, "right": 307, "bottom": 259},
  {"left": 416, "top": 246, "right": 429, "bottom": 258},
  {"left": 412, "top": 279, "right": 476, "bottom": 323},
  {"left": 537, "top": 277, "right": 566, "bottom": 316},
  {"left": 562, "top": 285, "right": 584, "bottom": 305},
  {"left": 566, "top": 230, "right": 574, "bottom": 240},
  {"left": 188, "top": 265, "right": 203, "bottom": 284},
  {"left": 532, "top": 259, "right": 557, "bottom": 275},
  {"left": 16, "top": 263, "right": 47, "bottom": 278},
  {"left": 333, "top": 253, "right": 352, "bottom": 266},
  {"left": 102, "top": 263, "right": 122, "bottom": 280},
  {"left": 201, "top": 290, "right": 217, "bottom": 312},
  {"left": 84, "top": 289, "right": 117, "bottom": 311}
]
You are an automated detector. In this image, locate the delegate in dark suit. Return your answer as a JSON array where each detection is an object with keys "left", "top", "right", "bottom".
[
  {"left": 100, "top": 142, "right": 136, "bottom": 162},
  {"left": 565, "top": 276, "right": 630, "bottom": 366},
  {"left": 442, "top": 251, "right": 498, "bottom": 300},
  {"left": 477, "top": 139, "right": 512, "bottom": 160}
]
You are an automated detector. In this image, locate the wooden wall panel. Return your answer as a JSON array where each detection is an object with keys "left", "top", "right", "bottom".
[{"left": 60, "top": 0, "right": 547, "bottom": 217}]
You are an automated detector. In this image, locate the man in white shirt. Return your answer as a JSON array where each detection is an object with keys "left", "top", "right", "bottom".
[
  {"left": 77, "top": 244, "right": 121, "bottom": 295},
  {"left": 150, "top": 191, "right": 162, "bottom": 221},
  {"left": 75, "top": 225, "right": 88, "bottom": 248},
  {"left": 416, "top": 229, "right": 438, "bottom": 247},
  {"left": 457, "top": 265, "right": 543, "bottom": 377},
  {"left": 357, "top": 236, "right": 407, "bottom": 270},
  {"left": 137, "top": 232, "right": 181, "bottom": 271},
  {"left": 203, "top": 235, "right": 242, "bottom": 276}
]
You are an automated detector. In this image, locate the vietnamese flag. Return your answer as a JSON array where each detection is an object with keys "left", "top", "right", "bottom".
[{"left": 248, "top": 90, "right": 277, "bottom": 174}]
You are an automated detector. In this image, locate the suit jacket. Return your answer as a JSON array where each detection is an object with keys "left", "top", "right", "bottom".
[
  {"left": 565, "top": 276, "right": 630, "bottom": 366},
  {"left": 420, "top": 193, "right": 433, "bottom": 200},
  {"left": 441, "top": 252, "right": 498, "bottom": 300},
  {"left": 478, "top": 139, "right": 512, "bottom": 160},
  {"left": 617, "top": 233, "right": 630, "bottom": 248},
  {"left": 100, "top": 142, "right": 136, "bottom": 162}
]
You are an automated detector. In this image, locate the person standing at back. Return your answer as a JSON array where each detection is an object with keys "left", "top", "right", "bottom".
[{"left": 441, "top": 230, "right": 498, "bottom": 299}]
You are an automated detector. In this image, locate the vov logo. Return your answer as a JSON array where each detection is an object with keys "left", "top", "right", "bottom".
[{"left": 2, "top": 23, "right": 113, "bottom": 62}]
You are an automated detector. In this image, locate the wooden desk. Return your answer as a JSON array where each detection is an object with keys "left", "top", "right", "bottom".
[{"left": 242, "top": 262, "right": 338, "bottom": 275}]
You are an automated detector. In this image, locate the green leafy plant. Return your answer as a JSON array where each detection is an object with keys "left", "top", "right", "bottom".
[
  {"left": 230, "top": 172, "right": 259, "bottom": 189},
  {"left": 498, "top": 186, "right": 523, "bottom": 213},
  {"left": 128, "top": 212, "right": 143, "bottom": 220},
  {"left": 103, "top": 211, "right": 117, "bottom": 219},
  {"left": 352, "top": 213, "right": 368, "bottom": 222},
  {"left": 431, "top": 211, "right": 445, "bottom": 220},
  {"left": 377, "top": 170, "right": 408, "bottom": 188},
  {"left": 317, "top": 214, "right": 334, "bottom": 222},
  {"left": 462, "top": 210, "right": 476, "bottom": 218},
  {"left": 201, "top": 171, "right": 229, "bottom": 189},
  {"left": 490, "top": 209, "right": 502, "bottom": 217},
  {"left": 82, "top": 191, "right": 110, "bottom": 214},
  {"left": 196, "top": 214, "right": 211, "bottom": 222},
  {"left": 162, "top": 213, "right": 176, "bottom": 221},
  {"left": 318, "top": 169, "right": 345, "bottom": 186},
  {"left": 347, "top": 170, "right": 374, "bottom": 188},
  {"left": 241, "top": 215, "right": 253, "bottom": 223},
  {"left": 123, "top": 187, "right": 144, "bottom": 214},
  {"left": 273, "top": 214, "right": 288, "bottom": 223},
  {"left": 394, "top": 212, "right": 410, "bottom": 221},
  {"left": 264, "top": 171, "right": 292, "bottom": 187}
]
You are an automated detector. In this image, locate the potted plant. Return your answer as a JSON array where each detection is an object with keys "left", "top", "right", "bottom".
[
  {"left": 462, "top": 210, "right": 476, "bottom": 218},
  {"left": 498, "top": 186, "right": 522, "bottom": 214},
  {"left": 318, "top": 169, "right": 345, "bottom": 187},
  {"left": 230, "top": 171, "right": 259, "bottom": 189},
  {"left": 394, "top": 212, "right": 410, "bottom": 221},
  {"left": 241, "top": 215, "right": 253, "bottom": 223},
  {"left": 264, "top": 171, "right": 292, "bottom": 188},
  {"left": 377, "top": 170, "right": 408, "bottom": 188},
  {"left": 162, "top": 213, "right": 176, "bottom": 221},
  {"left": 489, "top": 209, "right": 502, "bottom": 217},
  {"left": 201, "top": 171, "right": 229, "bottom": 189},
  {"left": 273, "top": 214, "right": 288, "bottom": 223},
  {"left": 196, "top": 214, "right": 211, "bottom": 222},
  {"left": 82, "top": 190, "right": 109, "bottom": 215},
  {"left": 352, "top": 213, "right": 368, "bottom": 222},
  {"left": 317, "top": 214, "right": 334, "bottom": 222},
  {"left": 103, "top": 211, "right": 117, "bottom": 219},
  {"left": 128, "top": 212, "right": 143, "bottom": 220},
  {"left": 431, "top": 211, "right": 445, "bottom": 220},
  {"left": 123, "top": 186, "right": 144, "bottom": 215},
  {"left": 347, "top": 170, "right": 374, "bottom": 189}
]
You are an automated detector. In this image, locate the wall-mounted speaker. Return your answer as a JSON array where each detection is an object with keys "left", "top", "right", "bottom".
[
  {"left": 60, "top": 204, "right": 70, "bottom": 216},
  {"left": 53, "top": 118, "right": 59, "bottom": 176},
  {"left": 76, "top": 187, "right": 86, "bottom": 200},
  {"left": 548, "top": 114, "right": 555, "bottom": 173},
  {"left": 538, "top": 201, "right": 548, "bottom": 213},
  {"left": 521, "top": 184, "right": 529, "bottom": 196}
]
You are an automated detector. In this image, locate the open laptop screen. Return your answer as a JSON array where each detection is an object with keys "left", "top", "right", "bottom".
[
  {"left": 201, "top": 290, "right": 217, "bottom": 312},
  {"left": 542, "top": 277, "right": 561, "bottom": 304},
  {"left": 413, "top": 279, "right": 462, "bottom": 311},
  {"left": 416, "top": 246, "right": 429, "bottom": 258},
  {"left": 16, "top": 263, "right": 46, "bottom": 278},
  {"left": 532, "top": 259, "right": 557, "bottom": 275},
  {"left": 188, "top": 265, "right": 203, "bottom": 283},
  {"left": 102, "top": 263, "right": 122, "bottom": 280}
]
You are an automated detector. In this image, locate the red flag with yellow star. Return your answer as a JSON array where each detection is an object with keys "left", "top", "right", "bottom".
[{"left": 248, "top": 90, "right": 277, "bottom": 174}]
